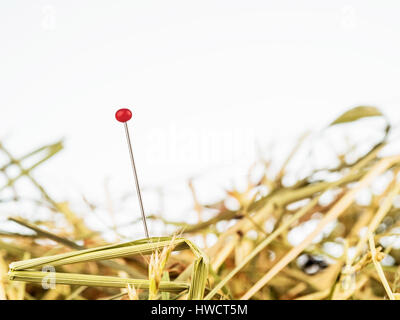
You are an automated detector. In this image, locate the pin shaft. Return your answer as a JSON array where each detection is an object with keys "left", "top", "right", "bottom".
[{"left": 123, "top": 122, "right": 150, "bottom": 238}]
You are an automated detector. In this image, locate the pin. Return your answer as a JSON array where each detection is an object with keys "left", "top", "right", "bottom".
[{"left": 115, "top": 108, "right": 150, "bottom": 238}]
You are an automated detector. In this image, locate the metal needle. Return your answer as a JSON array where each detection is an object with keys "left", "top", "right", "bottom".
[{"left": 123, "top": 122, "right": 149, "bottom": 238}]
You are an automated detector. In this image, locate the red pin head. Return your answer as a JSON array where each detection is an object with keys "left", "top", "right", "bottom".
[{"left": 115, "top": 108, "right": 132, "bottom": 122}]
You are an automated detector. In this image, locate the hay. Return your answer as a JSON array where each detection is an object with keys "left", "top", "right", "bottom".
[{"left": 1, "top": 106, "right": 400, "bottom": 300}]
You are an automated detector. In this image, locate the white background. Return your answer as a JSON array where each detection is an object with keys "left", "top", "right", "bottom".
[{"left": 1, "top": 1, "right": 400, "bottom": 239}]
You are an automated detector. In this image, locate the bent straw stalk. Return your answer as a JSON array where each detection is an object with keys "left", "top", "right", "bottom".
[{"left": 9, "top": 236, "right": 209, "bottom": 300}]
